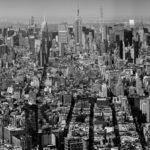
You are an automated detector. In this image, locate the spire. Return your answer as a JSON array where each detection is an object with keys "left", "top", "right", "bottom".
[{"left": 77, "top": 0, "right": 79, "bottom": 16}]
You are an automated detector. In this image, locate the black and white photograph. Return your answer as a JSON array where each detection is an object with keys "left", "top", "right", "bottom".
[{"left": 0, "top": 0, "right": 150, "bottom": 149}]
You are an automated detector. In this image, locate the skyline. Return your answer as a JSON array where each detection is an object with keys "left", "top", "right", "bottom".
[{"left": 0, "top": 0, "right": 150, "bottom": 23}]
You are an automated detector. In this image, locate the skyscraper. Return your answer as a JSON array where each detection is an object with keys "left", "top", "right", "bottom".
[
  {"left": 58, "top": 23, "right": 68, "bottom": 57},
  {"left": 31, "top": 16, "right": 34, "bottom": 26},
  {"left": 58, "top": 23, "right": 68, "bottom": 44},
  {"left": 74, "top": 6, "right": 82, "bottom": 47},
  {"left": 39, "top": 17, "right": 49, "bottom": 67},
  {"left": 119, "top": 40, "right": 123, "bottom": 59}
]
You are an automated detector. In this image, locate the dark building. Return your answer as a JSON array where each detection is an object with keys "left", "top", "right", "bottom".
[
  {"left": 0, "top": 28, "right": 2, "bottom": 34},
  {"left": 3, "top": 28, "right": 7, "bottom": 38},
  {"left": 144, "top": 28, "right": 148, "bottom": 33},
  {"left": 7, "top": 29, "right": 15, "bottom": 37},
  {"left": 134, "top": 41, "right": 139, "bottom": 63},
  {"left": 116, "top": 35, "right": 120, "bottom": 44},
  {"left": 13, "top": 35, "right": 19, "bottom": 46},
  {"left": 52, "top": 32, "right": 58, "bottom": 40},
  {"left": 28, "top": 27, "right": 35, "bottom": 36},
  {"left": 119, "top": 40, "right": 123, "bottom": 59},
  {"left": 124, "top": 30, "right": 133, "bottom": 47},
  {"left": 68, "top": 27, "right": 74, "bottom": 35},
  {"left": 0, "top": 45, "right": 9, "bottom": 58},
  {"left": 38, "top": 18, "right": 49, "bottom": 67},
  {"left": 147, "top": 35, "right": 150, "bottom": 46},
  {"left": 29, "top": 37, "right": 35, "bottom": 52},
  {"left": 24, "top": 104, "right": 38, "bottom": 149},
  {"left": 0, "top": 39, "right": 4, "bottom": 45}
]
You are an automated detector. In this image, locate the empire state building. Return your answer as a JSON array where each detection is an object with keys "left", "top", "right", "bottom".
[{"left": 74, "top": 7, "right": 82, "bottom": 47}]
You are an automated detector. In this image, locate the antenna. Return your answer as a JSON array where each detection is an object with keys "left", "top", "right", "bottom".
[
  {"left": 99, "top": 0, "right": 104, "bottom": 25},
  {"left": 43, "top": 11, "right": 46, "bottom": 22},
  {"left": 77, "top": 0, "right": 80, "bottom": 16},
  {"left": 100, "top": 6, "right": 103, "bottom": 24}
]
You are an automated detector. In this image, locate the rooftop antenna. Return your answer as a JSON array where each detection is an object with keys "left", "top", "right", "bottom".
[
  {"left": 77, "top": 0, "right": 80, "bottom": 16},
  {"left": 100, "top": 6, "right": 103, "bottom": 25}
]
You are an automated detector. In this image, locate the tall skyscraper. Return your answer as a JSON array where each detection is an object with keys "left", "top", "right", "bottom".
[
  {"left": 39, "top": 17, "right": 49, "bottom": 67},
  {"left": 74, "top": 6, "right": 82, "bottom": 47},
  {"left": 58, "top": 23, "right": 68, "bottom": 43},
  {"left": 119, "top": 40, "right": 123, "bottom": 59},
  {"left": 31, "top": 16, "right": 34, "bottom": 26},
  {"left": 58, "top": 23, "right": 68, "bottom": 57}
]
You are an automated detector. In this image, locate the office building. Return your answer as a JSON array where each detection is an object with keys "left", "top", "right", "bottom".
[
  {"left": 140, "top": 97, "right": 150, "bottom": 122},
  {"left": 133, "top": 41, "right": 139, "bottom": 63},
  {"left": 0, "top": 44, "right": 9, "bottom": 58},
  {"left": 74, "top": 7, "right": 82, "bottom": 47},
  {"left": 124, "top": 29, "right": 133, "bottom": 47},
  {"left": 68, "top": 25, "right": 74, "bottom": 42},
  {"left": 39, "top": 17, "right": 49, "bottom": 67},
  {"left": 30, "top": 16, "right": 34, "bottom": 26},
  {"left": 58, "top": 23, "right": 68, "bottom": 43},
  {"left": 119, "top": 40, "right": 123, "bottom": 59},
  {"left": 101, "top": 25, "right": 107, "bottom": 42},
  {"left": 13, "top": 34, "right": 19, "bottom": 46},
  {"left": 136, "top": 77, "right": 144, "bottom": 96},
  {"left": 58, "top": 23, "right": 68, "bottom": 56},
  {"left": 101, "top": 83, "right": 108, "bottom": 97},
  {"left": 7, "top": 28, "right": 15, "bottom": 37},
  {"left": 35, "top": 39, "right": 41, "bottom": 53},
  {"left": 115, "top": 78, "right": 124, "bottom": 96},
  {"left": 0, "top": 28, "right": 2, "bottom": 39},
  {"left": 29, "top": 36, "right": 35, "bottom": 52}
]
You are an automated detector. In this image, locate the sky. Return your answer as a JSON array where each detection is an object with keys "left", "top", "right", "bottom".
[{"left": 0, "top": 0, "right": 150, "bottom": 23}]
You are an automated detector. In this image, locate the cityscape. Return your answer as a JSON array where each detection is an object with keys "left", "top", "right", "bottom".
[{"left": 1, "top": 0, "right": 150, "bottom": 150}]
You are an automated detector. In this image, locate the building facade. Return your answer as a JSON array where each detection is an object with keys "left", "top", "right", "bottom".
[{"left": 74, "top": 8, "right": 82, "bottom": 47}]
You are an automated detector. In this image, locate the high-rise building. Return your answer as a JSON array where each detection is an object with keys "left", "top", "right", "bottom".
[
  {"left": 74, "top": 7, "right": 82, "bottom": 47},
  {"left": 24, "top": 103, "right": 38, "bottom": 148},
  {"left": 101, "top": 25, "right": 107, "bottom": 42},
  {"left": 58, "top": 23, "right": 68, "bottom": 57},
  {"left": 134, "top": 41, "right": 139, "bottom": 63},
  {"left": 136, "top": 77, "right": 143, "bottom": 96},
  {"left": 29, "top": 36, "right": 35, "bottom": 52},
  {"left": 0, "top": 28, "right": 2, "bottom": 39},
  {"left": 115, "top": 78, "right": 124, "bottom": 96},
  {"left": 101, "top": 83, "right": 108, "bottom": 97},
  {"left": 140, "top": 97, "right": 150, "bottom": 122},
  {"left": 38, "top": 17, "right": 49, "bottom": 67},
  {"left": 119, "top": 40, "right": 123, "bottom": 59},
  {"left": 58, "top": 23, "right": 68, "bottom": 43},
  {"left": 31, "top": 16, "right": 34, "bottom": 26},
  {"left": 124, "top": 29, "right": 133, "bottom": 47}
]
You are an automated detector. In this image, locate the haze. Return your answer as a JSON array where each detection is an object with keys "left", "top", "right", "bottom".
[{"left": 0, "top": 0, "right": 150, "bottom": 23}]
